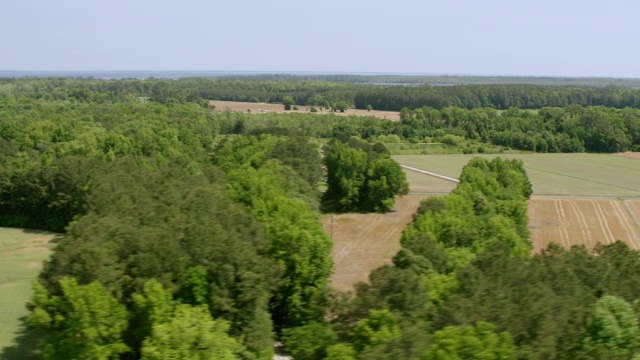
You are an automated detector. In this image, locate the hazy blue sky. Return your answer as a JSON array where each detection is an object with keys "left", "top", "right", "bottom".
[{"left": 3, "top": 0, "right": 638, "bottom": 77}]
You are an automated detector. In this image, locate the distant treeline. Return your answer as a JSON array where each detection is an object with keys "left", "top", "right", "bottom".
[
  {"left": 3, "top": 76, "right": 640, "bottom": 111},
  {"left": 2, "top": 77, "right": 640, "bottom": 153},
  {"left": 4, "top": 80, "right": 640, "bottom": 359},
  {"left": 216, "top": 74, "right": 640, "bottom": 87}
]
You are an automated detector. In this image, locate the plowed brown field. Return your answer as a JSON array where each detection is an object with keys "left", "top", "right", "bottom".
[
  {"left": 529, "top": 198, "right": 640, "bottom": 252},
  {"left": 323, "top": 195, "right": 426, "bottom": 292},
  {"left": 210, "top": 100, "right": 401, "bottom": 121}
]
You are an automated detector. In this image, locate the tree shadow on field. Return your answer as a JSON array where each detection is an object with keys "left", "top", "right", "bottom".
[
  {"left": 0, "top": 316, "right": 42, "bottom": 360},
  {"left": 20, "top": 228, "right": 64, "bottom": 244}
]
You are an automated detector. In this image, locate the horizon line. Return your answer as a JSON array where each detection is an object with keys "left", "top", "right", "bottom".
[{"left": 2, "top": 70, "right": 640, "bottom": 80}]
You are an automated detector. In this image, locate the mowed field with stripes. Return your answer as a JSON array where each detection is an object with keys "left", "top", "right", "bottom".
[
  {"left": 393, "top": 153, "right": 640, "bottom": 252},
  {"left": 529, "top": 198, "right": 640, "bottom": 252}
]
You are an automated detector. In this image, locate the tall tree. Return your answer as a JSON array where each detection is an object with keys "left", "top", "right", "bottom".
[{"left": 29, "top": 278, "right": 130, "bottom": 360}]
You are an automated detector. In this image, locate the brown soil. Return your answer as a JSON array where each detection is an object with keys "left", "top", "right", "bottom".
[
  {"left": 323, "top": 195, "right": 426, "bottom": 292},
  {"left": 528, "top": 198, "right": 640, "bottom": 252},
  {"left": 210, "top": 100, "right": 401, "bottom": 121},
  {"left": 614, "top": 152, "right": 640, "bottom": 160}
]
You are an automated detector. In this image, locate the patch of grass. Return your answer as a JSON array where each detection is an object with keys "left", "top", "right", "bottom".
[
  {"left": 0, "top": 228, "right": 57, "bottom": 358},
  {"left": 393, "top": 153, "right": 640, "bottom": 197}
]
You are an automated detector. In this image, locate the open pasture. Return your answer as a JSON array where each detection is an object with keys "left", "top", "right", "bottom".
[
  {"left": 394, "top": 153, "right": 640, "bottom": 197},
  {"left": 0, "top": 228, "right": 57, "bottom": 357},
  {"left": 323, "top": 195, "right": 426, "bottom": 292},
  {"left": 210, "top": 100, "right": 401, "bottom": 121},
  {"left": 529, "top": 198, "right": 640, "bottom": 252}
]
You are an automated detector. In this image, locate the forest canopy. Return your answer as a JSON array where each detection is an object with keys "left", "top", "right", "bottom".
[{"left": 1, "top": 77, "right": 640, "bottom": 359}]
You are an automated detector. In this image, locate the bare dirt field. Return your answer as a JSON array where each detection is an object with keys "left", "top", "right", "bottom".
[
  {"left": 528, "top": 198, "right": 640, "bottom": 252},
  {"left": 323, "top": 194, "right": 427, "bottom": 292},
  {"left": 210, "top": 100, "right": 401, "bottom": 121},
  {"left": 615, "top": 152, "right": 640, "bottom": 160}
]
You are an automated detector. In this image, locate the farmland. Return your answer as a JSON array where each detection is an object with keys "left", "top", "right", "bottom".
[
  {"left": 393, "top": 153, "right": 640, "bottom": 253},
  {"left": 394, "top": 153, "right": 640, "bottom": 197},
  {"left": 210, "top": 100, "right": 402, "bottom": 121},
  {"left": 529, "top": 198, "right": 640, "bottom": 253},
  {"left": 0, "top": 228, "right": 57, "bottom": 358},
  {"left": 322, "top": 195, "right": 426, "bottom": 291}
]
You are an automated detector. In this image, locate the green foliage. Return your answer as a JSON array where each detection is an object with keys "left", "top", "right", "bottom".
[
  {"left": 6, "top": 76, "right": 640, "bottom": 360},
  {"left": 576, "top": 295, "right": 640, "bottom": 358},
  {"left": 352, "top": 309, "right": 401, "bottom": 353},
  {"left": 29, "top": 278, "right": 129, "bottom": 360},
  {"left": 38, "top": 160, "right": 279, "bottom": 356},
  {"left": 334, "top": 100, "right": 349, "bottom": 112},
  {"left": 423, "top": 321, "right": 516, "bottom": 360},
  {"left": 281, "top": 322, "right": 337, "bottom": 360},
  {"left": 324, "top": 343, "right": 357, "bottom": 360},
  {"left": 323, "top": 139, "right": 408, "bottom": 212},
  {"left": 323, "top": 140, "right": 368, "bottom": 211},
  {"left": 141, "top": 304, "right": 245, "bottom": 360},
  {"left": 283, "top": 96, "right": 295, "bottom": 110},
  {"left": 216, "top": 135, "right": 332, "bottom": 328},
  {"left": 401, "top": 157, "right": 532, "bottom": 278}
]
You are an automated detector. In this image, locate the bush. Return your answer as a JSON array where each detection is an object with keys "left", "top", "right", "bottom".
[{"left": 441, "top": 134, "right": 465, "bottom": 147}]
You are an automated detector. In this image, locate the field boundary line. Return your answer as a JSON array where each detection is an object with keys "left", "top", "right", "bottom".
[{"left": 400, "top": 165, "right": 460, "bottom": 183}]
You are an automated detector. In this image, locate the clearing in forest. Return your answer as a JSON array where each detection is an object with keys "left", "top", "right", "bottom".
[
  {"left": 0, "top": 228, "right": 57, "bottom": 358},
  {"left": 529, "top": 198, "right": 640, "bottom": 252},
  {"left": 210, "top": 100, "right": 401, "bottom": 121},
  {"left": 394, "top": 153, "right": 640, "bottom": 197},
  {"left": 323, "top": 195, "right": 426, "bottom": 292}
]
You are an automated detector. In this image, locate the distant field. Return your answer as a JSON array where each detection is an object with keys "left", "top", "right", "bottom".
[
  {"left": 0, "top": 228, "right": 57, "bottom": 358},
  {"left": 529, "top": 198, "right": 640, "bottom": 253},
  {"left": 616, "top": 152, "right": 640, "bottom": 160},
  {"left": 210, "top": 100, "right": 401, "bottom": 121},
  {"left": 323, "top": 195, "right": 426, "bottom": 291},
  {"left": 402, "top": 168, "right": 457, "bottom": 194},
  {"left": 394, "top": 153, "right": 640, "bottom": 197}
]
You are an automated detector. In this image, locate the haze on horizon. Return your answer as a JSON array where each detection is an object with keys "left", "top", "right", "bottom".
[{"left": 2, "top": 0, "right": 639, "bottom": 78}]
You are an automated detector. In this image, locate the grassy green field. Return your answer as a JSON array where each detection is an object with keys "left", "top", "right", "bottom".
[
  {"left": 394, "top": 153, "right": 640, "bottom": 197},
  {"left": 0, "top": 228, "right": 57, "bottom": 359}
]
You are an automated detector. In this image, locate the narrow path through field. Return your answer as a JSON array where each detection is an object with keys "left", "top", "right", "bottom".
[{"left": 400, "top": 165, "right": 460, "bottom": 183}]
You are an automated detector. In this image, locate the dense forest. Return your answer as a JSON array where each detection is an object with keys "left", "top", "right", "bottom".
[
  {"left": 4, "top": 76, "right": 640, "bottom": 112},
  {"left": 1, "top": 78, "right": 640, "bottom": 359}
]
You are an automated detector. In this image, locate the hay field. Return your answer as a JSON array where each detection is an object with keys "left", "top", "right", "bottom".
[
  {"left": 210, "top": 100, "right": 401, "bottom": 121},
  {"left": 323, "top": 195, "right": 426, "bottom": 292},
  {"left": 394, "top": 153, "right": 640, "bottom": 197},
  {"left": 0, "top": 228, "right": 57, "bottom": 358},
  {"left": 529, "top": 198, "right": 640, "bottom": 252}
]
